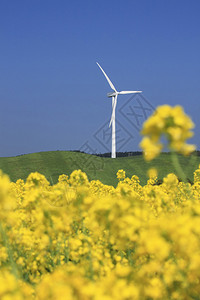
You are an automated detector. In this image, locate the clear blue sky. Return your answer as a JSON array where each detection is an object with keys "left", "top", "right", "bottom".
[{"left": 0, "top": 0, "right": 200, "bottom": 156}]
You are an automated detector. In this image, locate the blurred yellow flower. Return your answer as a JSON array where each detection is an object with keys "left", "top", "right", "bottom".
[{"left": 140, "top": 105, "right": 196, "bottom": 160}]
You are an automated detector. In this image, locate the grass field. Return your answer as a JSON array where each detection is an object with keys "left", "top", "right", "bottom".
[{"left": 0, "top": 151, "right": 200, "bottom": 186}]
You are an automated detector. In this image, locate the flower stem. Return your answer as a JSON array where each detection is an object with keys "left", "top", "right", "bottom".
[
  {"left": 171, "top": 151, "right": 187, "bottom": 182},
  {"left": 0, "top": 222, "right": 18, "bottom": 278}
]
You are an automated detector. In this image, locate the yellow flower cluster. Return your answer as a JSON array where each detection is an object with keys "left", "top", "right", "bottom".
[
  {"left": 0, "top": 163, "right": 200, "bottom": 299},
  {"left": 116, "top": 169, "right": 126, "bottom": 181},
  {"left": 140, "top": 105, "right": 196, "bottom": 160}
]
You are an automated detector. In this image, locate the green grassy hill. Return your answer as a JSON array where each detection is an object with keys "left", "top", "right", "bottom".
[{"left": 0, "top": 151, "right": 199, "bottom": 186}]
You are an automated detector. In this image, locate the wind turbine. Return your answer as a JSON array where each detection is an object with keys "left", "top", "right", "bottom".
[{"left": 96, "top": 62, "right": 142, "bottom": 158}]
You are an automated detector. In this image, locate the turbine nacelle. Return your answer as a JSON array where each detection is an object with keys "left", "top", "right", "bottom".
[
  {"left": 107, "top": 91, "right": 142, "bottom": 98},
  {"left": 107, "top": 92, "right": 117, "bottom": 98}
]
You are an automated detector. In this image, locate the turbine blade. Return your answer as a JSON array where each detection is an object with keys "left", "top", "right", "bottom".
[
  {"left": 109, "top": 95, "right": 118, "bottom": 127},
  {"left": 118, "top": 91, "right": 142, "bottom": 94},
  {"left": 96, "top": 62, "right": 117, "bottom": 92}
]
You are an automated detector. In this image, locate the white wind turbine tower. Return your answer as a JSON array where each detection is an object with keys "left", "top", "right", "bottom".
[{"left": 96, "top": 62, "right": 142, "bottom": 158}]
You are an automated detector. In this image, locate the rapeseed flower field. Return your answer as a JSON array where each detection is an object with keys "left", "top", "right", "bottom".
[{"left": 1, "top": 105, "right": 200, "bottom": 299}]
